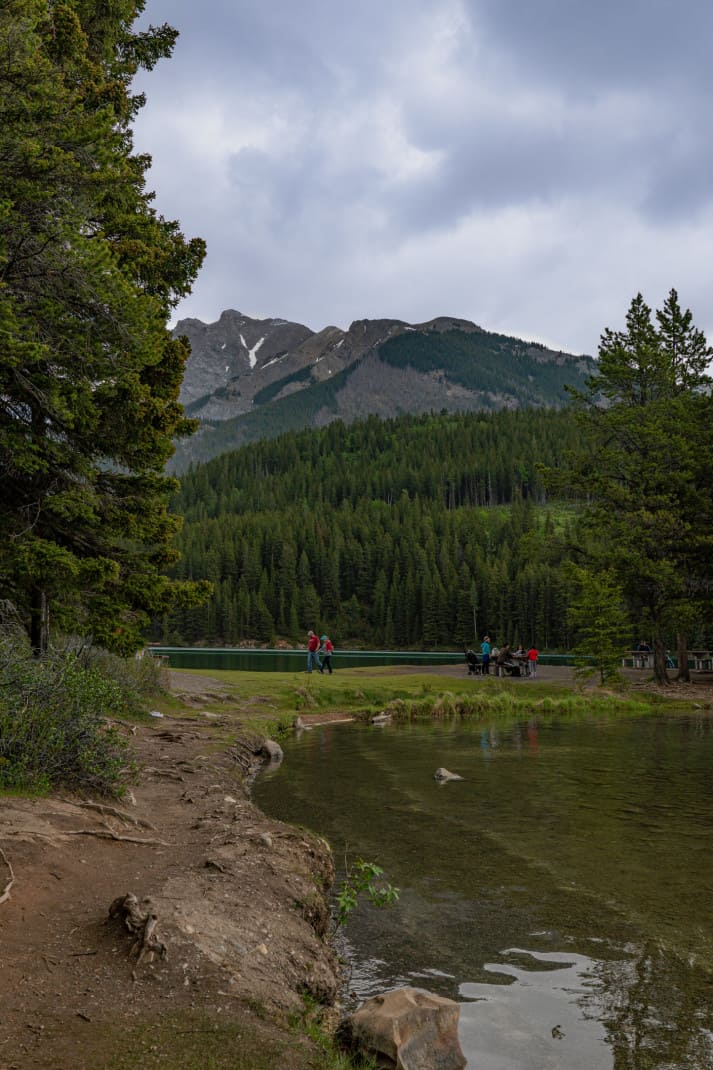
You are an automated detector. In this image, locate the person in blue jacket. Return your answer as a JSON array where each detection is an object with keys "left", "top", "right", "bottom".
[{"left": 481, "top": 635, "right": 491, "bottom": 675}]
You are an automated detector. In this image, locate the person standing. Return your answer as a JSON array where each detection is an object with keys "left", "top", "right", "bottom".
[
  {"left": 320, "top": 634, "right": 334, "bottom": 674},
  {"left": 307, "top": 630, "right": 322, "bottom": 673},
  {"left": 481, "top": 635, "right": 492, "bottom": 675},
  {"left": 527, "top": 644, "right": 539, "bottom": 678}
]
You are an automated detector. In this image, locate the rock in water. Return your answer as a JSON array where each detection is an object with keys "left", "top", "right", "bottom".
[
  {"left": 262, "top": 739, "right": 283, "bottom": 762},
  {"left": 433, "top": 767, "right": 463, "bottom": 781},
  {"left": 343, "top": 986, "right": 466, "bottom": 1070}
]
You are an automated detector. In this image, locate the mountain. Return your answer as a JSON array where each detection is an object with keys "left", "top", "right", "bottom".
[{"left": 171, "top": 310, "right": 594, "bottom": 471}]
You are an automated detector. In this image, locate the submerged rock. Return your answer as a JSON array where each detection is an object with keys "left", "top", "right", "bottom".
[
  {"left": 372, "top": 711, "right": 392, "bottom": 725},
  {"left": 433, "top": 767, "right": 463, "bottom": 781}
]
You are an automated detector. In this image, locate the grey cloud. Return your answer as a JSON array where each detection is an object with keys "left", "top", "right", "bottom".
[
  {"left": 139, "top": 0, "right": 437, "bottom": 99},
  {"left": 133, "top": 0, "right": 713, "bottom": 354},
  {"left": 467, "top": 0, "right": 713, "bottom": 94}
]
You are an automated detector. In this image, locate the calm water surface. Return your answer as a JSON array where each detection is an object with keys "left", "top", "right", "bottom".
[{"left": 254, "top": 713, "right": 713, "bottom": 1069}]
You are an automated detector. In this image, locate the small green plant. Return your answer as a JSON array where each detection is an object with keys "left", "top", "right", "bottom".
[
  {"left": 292, "top": 993, "right": 378, "bottom": 1070},
  {"left": 335, "top": 859, "right": 400, "bottom": 929}
]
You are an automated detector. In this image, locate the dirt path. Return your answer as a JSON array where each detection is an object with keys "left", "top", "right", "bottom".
[{"left": 0, "top": 701, "right": 339, "bottom": 1070}]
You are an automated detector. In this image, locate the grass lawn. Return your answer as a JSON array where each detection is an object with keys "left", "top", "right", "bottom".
[{"left": 163, "top": 664, "right": 671, "bottom": 738}]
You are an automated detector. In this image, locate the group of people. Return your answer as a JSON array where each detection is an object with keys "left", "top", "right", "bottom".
[
  {"left": 306, "top": 628, "right": 540, "bottom": 678},
  {"left": 466, "top": 637, "right": 539, "bottom": 678},
  {"left": 306, "top": 630, "right": 335, "bottom": 674}
]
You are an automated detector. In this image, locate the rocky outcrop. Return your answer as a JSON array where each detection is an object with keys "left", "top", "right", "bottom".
[
  {"left": 170, "top": 307, "right": 595, "bottom": 470},
  {"left": 342, "top": 986, "right": 466, "bottom": 1070},
  {"left": 176, "top": 310, "right": 315, "bottom": 410}
]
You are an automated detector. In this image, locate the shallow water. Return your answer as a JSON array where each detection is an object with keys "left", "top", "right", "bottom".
[{"left": 254, "top": 714, "right": 713, "bottom": 1069}]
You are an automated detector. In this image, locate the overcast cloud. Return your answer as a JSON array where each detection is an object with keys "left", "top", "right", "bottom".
[{"left": 133, "top": 0, "right": 713, "bottom": 355}]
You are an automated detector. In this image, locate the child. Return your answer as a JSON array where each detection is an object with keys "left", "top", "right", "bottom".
[{"left": 527, "top": 645, "right": 539, "bottom": 678}]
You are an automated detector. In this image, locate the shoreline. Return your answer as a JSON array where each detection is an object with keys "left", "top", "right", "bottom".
[
  {"left": 1, "top": 666, "right": 711, "bottom": 1068},
  {"left": 0, "top": 675, "right": 347, "bottom": 1069}
]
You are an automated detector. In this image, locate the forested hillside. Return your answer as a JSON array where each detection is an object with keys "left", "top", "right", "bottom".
[{"left": 157, "top": 409, "right": 586, "bottom": 649}]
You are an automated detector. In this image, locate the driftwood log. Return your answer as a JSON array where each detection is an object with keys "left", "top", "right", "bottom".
[{"left": 108, "top": 893, "right": 167, "bottom": 964}]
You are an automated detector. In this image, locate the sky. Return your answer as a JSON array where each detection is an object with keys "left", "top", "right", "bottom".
[{"left": 133, "top": 0, "right": 713, "bottom": 356}]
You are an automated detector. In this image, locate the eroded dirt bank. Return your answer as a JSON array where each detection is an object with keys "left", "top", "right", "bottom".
[{"left": 0, "top": 675, "right": 342, "bottom": 1070}]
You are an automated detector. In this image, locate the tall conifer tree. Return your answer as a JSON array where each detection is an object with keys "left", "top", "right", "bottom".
[
  {"left": 562, "top": 291, "right": 712, "bottom": 682},
  {"left": 0, "top": 1, "right": 208, "bottom": 651}
]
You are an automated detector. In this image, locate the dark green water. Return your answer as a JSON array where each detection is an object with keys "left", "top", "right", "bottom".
[
  {"left": 149, "top": 647, "right": 575, "bottom": 672},
  {"left": 150, "top": 647, "right": 466, "bottom": 672},
  {"left": 254, "top": 713, "right": 713, "bottom": 1069}
]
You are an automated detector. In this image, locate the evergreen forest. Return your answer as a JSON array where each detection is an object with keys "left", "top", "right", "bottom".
[
  {"left": 160, "top": 286, "right": 713, "bottom": 680},
  {"left": 158, "top": 408, "right": 588, "bottom": 650}
]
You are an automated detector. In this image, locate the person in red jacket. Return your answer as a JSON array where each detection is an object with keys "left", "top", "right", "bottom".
[
  {"left": 307, "top": 630, "right": 322, "bottom": 673},
  {"left": 320, "top": 634, "right": 334, "bottom": 674},
  {"left": 527, "top": 645, "right": 539, "bottom": 678}
]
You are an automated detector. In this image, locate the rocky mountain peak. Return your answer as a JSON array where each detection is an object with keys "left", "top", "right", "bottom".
[{"left": 170, "top": 308, "right": 595, "bottom": 470}]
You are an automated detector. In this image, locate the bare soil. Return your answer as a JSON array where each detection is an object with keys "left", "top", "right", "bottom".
[
  {"left": 0, "top": 673, "right": 341, "bottom": 1070},
  {"left": 1, "top": 665, "right": 710, "bottom": 1070}
]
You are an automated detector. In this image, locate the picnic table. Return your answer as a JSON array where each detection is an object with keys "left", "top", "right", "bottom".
[
  {"left": 623, "top": 650, "right": 654, "bottom": 670},
  {"left": 622, "top": 650, "right": 713, "bottom": 671}
]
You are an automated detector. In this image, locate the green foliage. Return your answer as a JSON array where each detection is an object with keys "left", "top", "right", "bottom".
[
  {"left": 380, "top": 329, "right": 587, "bottom": 405},
  {"left": 566, "top": 566, "right": 630, "bottom": 686},
  {"left": 334, "top": 859, "right": 400, "bottom": 929},
  {"left": 56, "top": 635, "right": 168, "bottom": 710},
  {"left": 290, "top": 996, "right": 378, "bottom": 1070},
  {"left": 0, "top": 0, "right": 208, "bottom": 653},
  {"left": 159, "top": 409, "right": 588, "bottom": 650},
  {"left": 552, "top": 290, "right": 713, "bottom": 681},
  {"left": 0, "top": 637, "right": 134, "bottom": 794}
]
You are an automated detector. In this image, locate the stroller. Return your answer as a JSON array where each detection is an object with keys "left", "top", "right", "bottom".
[{"left": 465, "top": 650, "right": 481, "bottom": 675}]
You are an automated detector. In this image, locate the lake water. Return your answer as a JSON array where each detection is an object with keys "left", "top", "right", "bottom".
[{"left": 254, "top": 713, "right": 713, "bottom": 1070}]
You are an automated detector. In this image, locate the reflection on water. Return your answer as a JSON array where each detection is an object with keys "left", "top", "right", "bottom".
[
  {"left": 460, "top": 949, "right": 609, "bottom": 1070},
  {"left": 255, "top": 714, "right": 713, "bottom": 1069}
]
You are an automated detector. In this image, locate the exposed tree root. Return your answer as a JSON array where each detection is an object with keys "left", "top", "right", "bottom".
[
  {"left": 67, "top": 800, "right": 157, "bottom": 830},
  {"left": 143, "top": 766, "right": 185, "bottom": 782},
  {"left": 108, "top": 893, "right": 168, "bottom": 964},
  {"left": 0, "top": 847, "right": 15, "bottom": 906},
  {"left": 64, "top": 829, "right": 167, "bottom": 846}
]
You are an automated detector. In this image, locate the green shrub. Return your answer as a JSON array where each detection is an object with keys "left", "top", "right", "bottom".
[
  {"left": 56, "top": 636, "right": 167, "bottom": 716},
  {"left": 0, "top": 638, "right": 132, "bottom": 795}
]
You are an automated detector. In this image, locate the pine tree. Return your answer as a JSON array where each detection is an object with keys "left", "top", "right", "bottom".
[
  {"left": 0, "top": 0, "right": 208, "bottom": 652},
  {"left": 567, "top": 566, "right": 630, "bottom": 686},
  {"left": 560, "top": 291, "right": 713, "bottom": 681}
]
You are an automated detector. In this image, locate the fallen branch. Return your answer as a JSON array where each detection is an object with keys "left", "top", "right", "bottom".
[
  {"left": 108, "top": 893, "right": 167, "bottom": 964},
  {"left": 0, "top": 847, "right": 15, "bottom": 906}
]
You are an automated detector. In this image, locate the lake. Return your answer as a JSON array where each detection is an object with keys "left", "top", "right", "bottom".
[
  {"left": 254, "top": 712, "right": 713, "bottom": 1069},
  {"left": 148, "top": 646, "right": 575, "bottom": 672}
]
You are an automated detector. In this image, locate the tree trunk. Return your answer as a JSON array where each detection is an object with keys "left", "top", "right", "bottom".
[
  {"left": 676, "top": 631, "right": 690, "bottom": 682},
  {"left": 29, "top": 587, "right": 49, "bottom": 656},
  {"left": 653, "top": 636, "right": 669, "bottom": 685}
]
